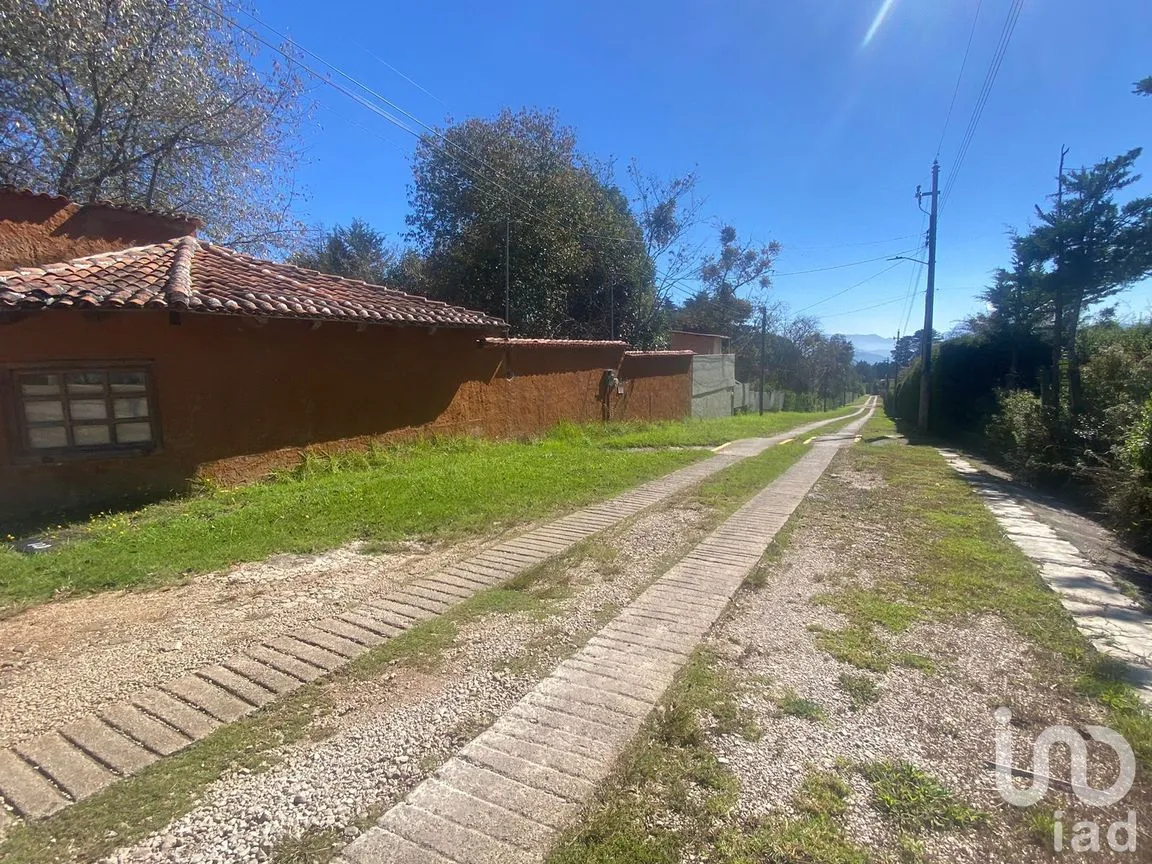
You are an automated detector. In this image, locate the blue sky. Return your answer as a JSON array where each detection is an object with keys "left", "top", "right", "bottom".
[{"left": 260, "top": 0, "right": 1151, "bottom": 340}]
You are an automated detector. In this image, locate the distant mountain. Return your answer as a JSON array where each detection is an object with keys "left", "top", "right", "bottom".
[{"left": 840, "top": 333, "right": 893, "bottom": 365}]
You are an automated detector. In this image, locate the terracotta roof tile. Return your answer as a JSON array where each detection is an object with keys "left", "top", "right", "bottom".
[
  {"left": 0, "top": 237, "right": 507, "bottom": 330},
  {"left": 481, "top": 337, "right": 628, "bottom": 347}
]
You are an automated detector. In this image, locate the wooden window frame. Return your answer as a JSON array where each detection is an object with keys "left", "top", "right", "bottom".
[{"left": 5, "top": 361, "right": 162, "bottom": 462}]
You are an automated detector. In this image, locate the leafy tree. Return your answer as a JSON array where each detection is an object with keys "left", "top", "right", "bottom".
[
  {"left": 892, "top": 329, "right": 936, "bottom": 368},
  {"left": 673, "top": 225, "right": 779, "bottom": 335},
  {"left": 628, "top": 161, "right": 704, "bottom": 301},
  {"left": 406, "top": 108, "right": 658, "bottom": 343},
  {"left": 0, "top": 0, "right": 305, "bottom": 253},
  {"left": 290, "top": 220, "right": 397, "bottom": 284},
  {"left": 1025, "top": 149, "right": 1152, "bottom": 412},
  {"left": 1136, "top": 76, "right": 1152, "bottom": 97},
  {"left": 973, "top": 235, "right": 1050, "bottom": 379}
]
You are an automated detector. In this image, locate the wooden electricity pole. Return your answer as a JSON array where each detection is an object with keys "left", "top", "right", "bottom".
[
  {"left": 758, "top": 304, "right": 767, "bottom": 415},
  {"left": 916, "top": 160, "right": 940, "bottom": 435}
]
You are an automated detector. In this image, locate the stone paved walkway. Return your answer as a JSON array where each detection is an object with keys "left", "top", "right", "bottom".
[
  {"left": 0, "top": 401, "right": 875, "bottom": 824},
  {"left": 941, "top": 449, "right": 1152, "bottom": 705},
  {"left": 337, "top": 405, "right": 876, "bottom": 864}
]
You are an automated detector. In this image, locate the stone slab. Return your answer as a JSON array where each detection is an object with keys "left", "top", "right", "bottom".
[
  {"left": 224, "top": 654, "right": 309, "bottom": 691},
  {"left": 133, "top": 689, "right": 220, "bottom": 740},
  {"left": 197, "top": 666, "right": 278, "bottom": 708},
  {"left": 264, "top": 636, "right": 344, "bottom": 672},
  {"left": 60, "top": 716, "right": 157, "bottom": 775},
  {"left": 378, "top": 801, "right": 534, "bottom": 864},
  {"left": 341, "top": 829, "right": 451, "bottom": 864},
  {"left": 315, "top": 618, "right": 385, "bottom": 647},
  {"left": 293, "top": 627, "right": 367, "bottom": 660},
  {"left": 164, "top": 675, "right": 255, "bottom": 723},
  {"left": 100, "top": 703, "right": 190, "bottom": 756},
  {"left": 0, "top": 750, "right": 69, "bottom": 818},
  {"left": 15, "top": 731, "right": 115, "bottom": 800}
]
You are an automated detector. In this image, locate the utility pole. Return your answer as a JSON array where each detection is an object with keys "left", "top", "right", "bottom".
[
  {"left": 504, "top": 212, "right": 511, "bottom": 326},
  {"left": 1049, "top": 145, "right": 1069, "bottom": 409},
  {"left": 891, "top": 329, "right": 900, "bottom": 396},
  {"left": 758, "top": 304, "right": 767, "bottom": 415},
  {"left": 916, "top": 160, "right": 940, "bottom": 435},
  {"left": 609, "top": 284, "right": 615, "bottom": 340}
]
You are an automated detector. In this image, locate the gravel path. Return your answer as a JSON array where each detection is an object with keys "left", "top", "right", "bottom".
[
  {"left": 0, "top": 537, "right": 509, "bottom": 748},
  {"left": 101, "top": 502, "right": 711, "bottom": 864},
  {"left": 704, "top": 446, "right": 1145, "bottom": 863}
]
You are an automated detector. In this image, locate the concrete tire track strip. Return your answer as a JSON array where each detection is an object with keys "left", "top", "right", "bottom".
[
  {"left": 337, "top": 404, "right": 876, "bottom": 864},
  {"left": 0, "top": 400, "right": 875, "bottom": 824}
]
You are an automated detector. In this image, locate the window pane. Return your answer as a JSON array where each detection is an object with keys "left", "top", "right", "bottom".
[
  {"left": 28, "top": 426, "right": 67, "bottom": 448},
  {"left": 24, "top": 400, "right": 64, "bottom": 422},
  {"left": 116, "top": 422, "right": 153, "bottom": 443},
  {"left": 20, "top": 374, "right": 59, "bottom": 396},
  {"left": 109, "top": 371, "right": 147, "bottom": 393},
  {"left": 113, "top": 397, "right": 149, "bottom": 419},
  {"left": 70, "top": 399, "right": 108, "bottom": 420},
  {"left": 74, "top": 425, "right": 112, "bottom": 446},
  {"left": 66, "top": 372, "right": 106, "bottom": 395}
]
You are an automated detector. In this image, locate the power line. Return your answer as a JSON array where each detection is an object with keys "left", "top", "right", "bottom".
[
  {"left": 940, "top": 0, "right": 1025, "bottom": 208},
  {"left": 784, "top": 233, "right": 919, "bottom": 252},
  {"left": 226, "top": 3, "right": 680, "bottom": 252},
  {"left": 355, "top": 42, "right": 452, "bottom": 111},
  {"left": 792, "top": 260, "right": 907, "bottom": 314},
  {"left": 772, "top": 249, "right": 920, "bottom": 278},
  {"left": 191, "top": 0, "right": 929, "bottom": 310},
  {"left": 819, "top": 294, "right": 916, "bottom": 319},
  {"left": 936, "top": 0, "right": 983, "bottom": 157},
  {"left": 899, "top": 260, "right": 926, "bottom": 335},
  {"left": 192, "top": 0, "right": 706, "bottom": 311}
]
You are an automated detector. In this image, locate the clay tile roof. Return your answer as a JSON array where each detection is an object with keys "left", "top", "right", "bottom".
[
  {"left": 0, "top": 238, "right": 507, "bottom": 330},
  {"left": 481, "top": 337, "right": 629, "bottom": 347}
]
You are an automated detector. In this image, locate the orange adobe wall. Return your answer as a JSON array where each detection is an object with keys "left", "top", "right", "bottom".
[{"left": 0, "top": 311, "right": 690, "bottom": 520}]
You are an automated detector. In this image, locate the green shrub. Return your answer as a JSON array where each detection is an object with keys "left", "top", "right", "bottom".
[{"left": 984, "top": 389, "right": 1072, "bottom": 482}]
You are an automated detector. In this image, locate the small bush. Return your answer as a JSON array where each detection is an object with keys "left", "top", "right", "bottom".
[{"left": 984, "top": 390, "right": 1072, "bottom": 481}]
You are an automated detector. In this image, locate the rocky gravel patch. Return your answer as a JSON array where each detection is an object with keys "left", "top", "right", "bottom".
[
  {"left": 100, "top": 503, "right": 711, "bottom": 864},
  {"left": 0, "top": 535, "right": 507, "bottom": 748},
  {"left": 703, "top": 449, "right": 1145, "bottom": 863}
]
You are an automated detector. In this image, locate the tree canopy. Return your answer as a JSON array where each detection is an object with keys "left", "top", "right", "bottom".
[
  {"left": 289, "top": 220, "right": 397, "bottom": 284},
  {"left": 405, "top": 108, "right": 660, "bottom": 344},
  {"left": 0, "top": 0, "right": 305, "bottom": 253}
]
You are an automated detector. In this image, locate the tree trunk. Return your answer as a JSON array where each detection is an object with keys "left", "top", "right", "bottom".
[
  {"left": 1049, "top": 297, "right": 1064, "bottom": 409},
  {"left": 1067, "top": 293, "right": 1085, "bottom": 415}
]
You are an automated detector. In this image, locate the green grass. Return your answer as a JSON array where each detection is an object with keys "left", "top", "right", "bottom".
[
  {"left": 837, "top": 672, "right": 881, "bottom": 710},
  {"left": 775, "top": 688, "right": 827, "bottom": 721},
  {"left": 857, "top": 761, "right": 986, "bottom": 832},
  {"left": 796, "top": 771, "right": 852, "bottom": 817},
  {"left": 820, "top": 413, "right": 1152, "bottom": 768},
  {"left": 0, "top": 436, "right": 703, "bottom": 613},
  {"left": 547, "top": 403, "right": 863, "bottom": 449},
  {"left": 815, "top": 586, "right": 921, "bottom": 633}
]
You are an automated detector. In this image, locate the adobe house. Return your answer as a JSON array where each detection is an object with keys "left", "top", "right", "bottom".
[{"left": 0, "top": 189, "right": 691, "bottom": 521}]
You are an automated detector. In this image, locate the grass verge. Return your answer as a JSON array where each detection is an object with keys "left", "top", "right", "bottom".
[
  {"left": 857, "top": 760, "right": 986, "bottom": 832},
  {"left": 547, "top": 403, "right": 863, "bottom": 449},
  {"left": 0, "top": 437, "right": 703, "bottom": 613},
  {"left": 813, "top": 413, "right": 1152, "bottom": 768}
]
